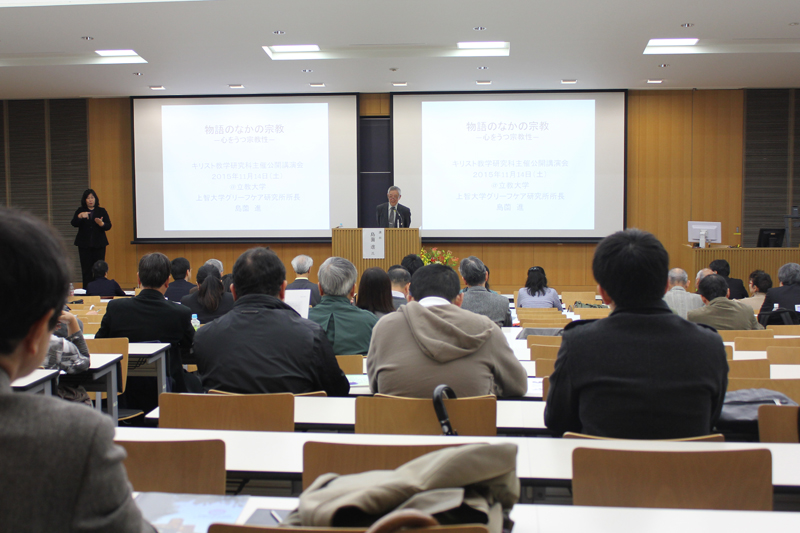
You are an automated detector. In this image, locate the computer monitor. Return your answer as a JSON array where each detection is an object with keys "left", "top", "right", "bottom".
[
  {"left": 687, "top": 221, "right": 722, "bottom": 248},
  {"left": 756, "top": 228, "right": 785, "bottom": 248}
]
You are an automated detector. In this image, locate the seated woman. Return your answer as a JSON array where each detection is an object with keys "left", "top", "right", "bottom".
[
  {"left": 45, "top": 311, "right": 92, "bottom": 404},
  {"left": 85, "top": 260, "right": 126, "bottom": 297},
  {"left": 356, "top": 267, "right": 395, "bottom": 319},
  {"left": 518, "top": 266, "right": 563, "bottom": 310},
  {"left": 742, "top": 270, "right": 773, "bottom": 311},
  {"left": 180, "top": 264, "right": 235, "bottom": 324}
]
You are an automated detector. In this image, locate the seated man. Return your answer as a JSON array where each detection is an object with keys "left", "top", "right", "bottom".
[
  {"left": 709, "top": 259, "right": 747, "bottom": 299},
  {"left": 367, "top": 264, "right": 528, "bottom": 398},
  {"left": 194, "top": 248, "right": 349, "bottom": 396},
  {"left": 688, "top": 274, "right": 763, "bottom": 330},
  {"left": 663, "top": 267, "right": 703, "bottom": 319},
  {"left": 85, "top": 260, "right": 126, "bottom": 297},
  {"left": 388, "top": 266, "right": 411, "bottom": 309},
  {"left": 164, "top": 257, "right": 196, "bottom": 302},
  {"left": 309, "top": 257, "right": 378, "bottom": 355},
  {"left": 759, "top": 262, "right": 800, "bottom": 320},
  {"left": 459, "top": 256, "right": 511, "bottom": 327},
  {"left": 97, "top": 253, "right": 196, "bottom": 402},
  {"left": 0, "top": 208, "right": 153, "bottom": 532},
  {"left": 545, "top": 229, "right": 728, "bottom": 439},
  {"left": 286, "top": 254, "right": 321, "bottom": 307}
]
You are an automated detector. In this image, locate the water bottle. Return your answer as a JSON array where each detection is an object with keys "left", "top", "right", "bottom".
[
  {"left": 773, "top": 303, "right": 780, "bottom": 311},
  {"left": 191, "top": 314, "right": 200, "bottom": 330}
]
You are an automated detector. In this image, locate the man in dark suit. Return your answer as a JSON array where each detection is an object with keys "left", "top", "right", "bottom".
[
  {"left": 709, "top": 259, "right": 748, "bottom": 299},
  {"left": 545, "top": 229, "right": 728, "bottom": 439},
  {"left": 286, "top": 254, "right": 321, "bottom": 306},
  {"left": 164, "top": 256, "right": 196, "bottom": 302},
  {"left": 97, "top": 252, "right": 196, "bottom": 407},
  {"left": 376, "top": 186, "right": 411, "bottom": 228},
  {"left": 388, "top": 265, "right": 411, "bottom": 309},
  {"left": 0, "top": 208, "right": 153, "bottom": 532},
  {"left": 759, "top": 262, "right": 800, "bottom": 322}
]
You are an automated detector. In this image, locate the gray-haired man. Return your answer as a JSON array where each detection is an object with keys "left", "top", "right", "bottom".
[
  {"left": 459, "top": 256, "right": 512, "bottom": 327},
  {"left": 376, "top": 186, "right": 411, "bottom": 228},
  {"left": 663, "top": 267, "right": 704, "bottom": 319},
  {"left": 286, "top": 254, "right": 321, "bottom": 306}
]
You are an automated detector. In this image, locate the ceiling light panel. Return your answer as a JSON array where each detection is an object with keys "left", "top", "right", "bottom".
[{"left": 647, "top": 38, "right": 698, "bottom": 46}]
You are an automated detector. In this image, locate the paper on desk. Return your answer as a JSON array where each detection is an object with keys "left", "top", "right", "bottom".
[{"left": 136, "top": 492, "right": 247, "bottom": 533}]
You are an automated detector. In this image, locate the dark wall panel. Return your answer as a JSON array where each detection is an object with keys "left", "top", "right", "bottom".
[
  {"left": 358, "top": 117, "right": 393, "bottom": 228},
  {"left": 0, "top": 103, "right": 5, "bottom": 207},
  {"left": 7, "top": 100, "right": 47, "bottom": 221}
]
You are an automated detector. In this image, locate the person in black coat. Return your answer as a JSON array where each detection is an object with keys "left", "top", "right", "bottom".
[
  {"left": 758, "top": 262, "right": 800, "bottom": 322},
  {"left": 85, "top": 260, "right": 126, "bottom": 297},
  {"left": 180, "top": 265, "right": 235, "bottom": 324},
  {"left": 71, "top": 189, "right": 112, "bottom": 289},
  {"left": 164, "top": 257, "right": 196, "bottom": 303},
  {"left": 709, "top": 259, "right": 748, "bottom": 300}
]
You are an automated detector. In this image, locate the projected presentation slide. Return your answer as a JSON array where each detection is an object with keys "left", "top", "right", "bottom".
[
  {"left": 133, "top": 95, "right": 357, "bottom": 240},
  {"left": 394, "top": 92, "right": 625, "bottom": 240}
]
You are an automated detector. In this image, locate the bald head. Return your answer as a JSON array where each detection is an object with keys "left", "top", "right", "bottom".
[
  {"left": 668, "top": 268, "right": 689, "bottom": 289},
  {"left": 696, "top": 268, "right": 713, "bottom": 287}
]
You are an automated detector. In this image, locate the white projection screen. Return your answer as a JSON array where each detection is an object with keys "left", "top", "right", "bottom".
[
  {"left": 393, "top": 92, "right": 626, "bottom": 240},
  {"left": 132, "top": 95, "right": 358, "bottom": 241}
]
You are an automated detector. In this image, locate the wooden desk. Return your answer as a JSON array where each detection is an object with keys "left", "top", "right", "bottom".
[
  {"left": 11, "top": 369, "right": 59, "bottom": 395},
  {"left": 128, "top": 342, "right": 170, "bottom": 395},
  {"left": 87, "top": 353, "right": 122, "bottom": 424}
]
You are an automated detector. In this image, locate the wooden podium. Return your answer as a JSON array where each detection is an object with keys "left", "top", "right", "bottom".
[
  {"left": 693, "top": 248, "right": 800, "bottom": 281},
  {"left": 332, "top": 228, "right": 421, "bottom": 278}
]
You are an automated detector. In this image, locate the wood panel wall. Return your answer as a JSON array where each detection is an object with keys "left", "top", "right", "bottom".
[{"left": 87, "top": 90, "right": 745, "bottom": 294}]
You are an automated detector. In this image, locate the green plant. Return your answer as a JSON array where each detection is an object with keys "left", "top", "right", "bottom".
[{"left": 419, "top": 247, "right": 460, "bottom": 269}]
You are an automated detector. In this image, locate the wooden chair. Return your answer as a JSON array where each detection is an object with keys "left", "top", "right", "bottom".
[
  {"left": 117, "top": 439, "right": 226, "bottom": 495},
  {"left": 354, "top": 394, "right": 496, "bottom": 436},
  {"left": 516, "top": 308, "right": 562, "bottom": 315},
  {"left": 767, "top": 346, "right": 800, "bottom": 364},
  {"left": 724, "top": 345, "right": 733, "bottom": 360},
  {"left": 534, "top": 359, "right": 555, "bottom": 378},
  {"left": 159, "top": 392, "right": 295, "bottom": 431},
  {"left": 561, "top": 291, "right": 597, "bottom": 310},
  {"left": 84, "top": 337, "right": 142, "bottom": 423},
  {"left": 542, "top": 376, "right": 550, "bottom": 399},
  {"left": 529, "top": 344, "right": 559, "bottom": 360},
  {"left": 80, "top": 295, "right": 102, "bottom": 305},
  {"left": 527, "top": 335, "right": 562, "bottom": 348},
  {"left": 728, "top": 359, "right": 770, "bottom": 379},
  {"left": 572, "top": 448, "right": 772, "bottom": 510},
  {"left": 727, "top": 378, "right": 800, "bottom": 403},
  {"left": 717, "top": 329, "right": 774, "bottom": 342},
  {"left": 563, "top": 432, "right": 725, "bottom": 442},
  {"left": 82, "top": 322, "right": 101, "bottom": 335},
  {"left": 85, "top": 314, "right": 103, "bottom": 324},
  {"left": 764, "top": 324, "right": 800, "bottom": 335},
  {"left": 735, "top": 337, "right": 800, "bottom": 351},
  {"left": 520, "top": 320, "right": 571, "bottom": 328},
  {"left": 758, "top": 405, "right": 800, "bottom": 443},
  {"left": 302, "top": 441, "right": 458, "bottom": 490},
  {"left": 335, "top": 354, "right": 364, "bottom": 374}
]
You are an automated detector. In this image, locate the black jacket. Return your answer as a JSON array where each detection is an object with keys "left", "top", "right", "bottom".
[
  {"left": 722, "top": 275, "right": 748, "bottom": 300},
  {"left": 285, "top": 277, "right": 321, "bottom": 306},
  {"left": 180, "top": 291, "right": 235, "bottom": 324},
  {"left": 376, "top": 202, "right": 411, "bottom": 228},
  {"left": 194, "top": 294, "right": 350, "bottom": 396},
  {"left": 164, "top": 279, "right": 196, "bottom": 303},
  {"left": 759, "top": 283, "right": 800, "bottom": 319},
  {"left": 71, "top": 206, "right": 111, "bottom": 248},
  {"left": 85, "top": 277, "right": 126, "bottom": 297}
]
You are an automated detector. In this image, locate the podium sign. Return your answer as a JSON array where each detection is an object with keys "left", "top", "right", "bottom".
[{"left": 362, "top": 229, "right": 385, "bottom": 259}]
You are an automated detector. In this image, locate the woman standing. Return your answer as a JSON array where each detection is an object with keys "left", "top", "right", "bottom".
[{"left": 71, "top": 188, "right": 112, "bottom": 289}]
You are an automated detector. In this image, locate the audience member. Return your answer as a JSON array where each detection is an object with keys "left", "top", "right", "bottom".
[
  {"left": 400, "top": 254, "right": 424, "bottom": 276},
  {"left": 741, "top": 270, "right": 772, "bottom": 311},
  {"left": 367, "top": 264, "right": 527, "bottom": 398},
  {"left": 459, "top": 256, "right": 511, "bottom": 327},
  {"left": 0, "top": 208, "right": 153, "bottom": 532},
  {"left": 662, "top": 267, "right": 703, "bottom": 319},
  {"left": 388, "top": 266, "right": 411, "bottom": 308},
  {"left": 180, "top": 264, "right": 235, "bottom": 324},
  {"left": 85, "top": 260, "right": 126, "bottom": 297},
  {"left": 164, "top": 257, "right": 196, "bottom": 302},
  {"left": 687, "top": 274, "right": 763, "bottom": 330},
  {"left": 695, "top": 267, "right": 713, "bottom": 288},
  {"left": 309, "top": 257, "right": 378, "bottom": 355},
  {"left": 517, "top": 266, "right": 562, "bottom": 310},
  {"left": 709, "top": 259, "right": 747, "bottom": 299},
  {"left": 204, "top": 258, "right": 224, "bottom": 274},
  {"left": 221, "top": 273, "right": 233, "bottom": 293},
  {"left": 759, "top": 262, "right": 800, "bottom": 321},
  {"left": 285, "top": 254, "right": 321, "bottom": 306},
  {"left": 97, "top": 252, "right": 197, "bottom": 407},
  {"left": 355, "top": 267, "right": 395, "bottom": 319},
  {"left": 194, "top": 248, "right": 349, "bottom": 396},
  {"left": 545, "top": 229, "right": 728, "bottom": 439}
]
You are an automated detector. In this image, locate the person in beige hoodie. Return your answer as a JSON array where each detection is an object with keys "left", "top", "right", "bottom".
[{"left": 367, "top": 264, "right": 528, "bottom": 398}]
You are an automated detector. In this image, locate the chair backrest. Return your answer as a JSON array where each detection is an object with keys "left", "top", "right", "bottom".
[
  {"left": 302, "top": 441, "right": 457, "bottom": 490},
  {"left": 724, "top": 345, "right": 733, "bottom": 360},
  {"left": 526, "top": 335, "right": 562, "bottom": 348},
  {"left": 573, "top": 308, "right": 611, "bottom": 319},
  {"left": 572, "top": 448, "right": 772, "bottom": 510},
  {"left": 766, "top": 346, "right": 800, "bottom": 364},
  {"left": 117, "top": 439, "right": 226, "bottom": 495},
  {"left": 561, "top": 291, "right": 597, "bottom": 310},
  {"left": 209, "top": 526, "right": 488, "bottom": 533},
  {"left": 159, "top": 392, "right": 295, "bottom": 431},
  {"left": 735, "top": 337, "right": 800, "bottom": 351},
  {"left": 542, "top": 376, "right": 550, "bottom": 399},
  {"left": 81, "top": 295, "right": 102, "bottom": 305},
  {"left": 335, "top": 354, "right": 364, "bottom": 374},
  {"left": 563, "top": 432, "right": 725, "bottom": 442},
  {"left": 84, "top": 337, "right": 130, "bottom": 393},
  {"left": 354, "top": 395, "right": 496, "bottom": 436},
  {"left": 82, "top": 322, "right": 101, "bottom": 334},
  {"left": 534, "top": 359, "right": 556, "bottom": 378},
  {"left": 717, "top": 329, "right": 774, "bottom": 342},
  {"left": 728, "top": 359, "right": 770, "bottom": 379},
  {"left": 530, "top": 344, "right": 560, "bottom": 360},
  {"left": 758, "top": 404, "right": 800, "bottom": 442},
  {"left": 764, "top": 324, "right": 800, "bottom": 335},
  {"left": 517, "top": 308, "right": 562, "bottom": 315},
  {"left": 208, "top": 389, "right": 327, "bottom": 397},
  {"left": 85, "top": 314, "right": 104, "bottom": 324},
  {"left": 521, "top": 320, "right": 571, "bottom": 328},
  {"left": 727, "top": 378, "right": 800, "bottom": 403}
]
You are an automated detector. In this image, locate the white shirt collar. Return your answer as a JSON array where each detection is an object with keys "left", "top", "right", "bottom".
[
  {"left": 392, "top": 290, "right": 406, "bottom": 299},
  {"left": 418, "top": 296, "right": 451, "bottom": 307}
]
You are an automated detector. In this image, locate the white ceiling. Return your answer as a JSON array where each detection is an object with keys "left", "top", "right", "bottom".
[{"left": 1, "top": 0, "right": 799, "bottom": 100}]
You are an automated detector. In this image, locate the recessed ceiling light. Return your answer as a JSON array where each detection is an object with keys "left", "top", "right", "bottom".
[
  {"left": 270, "top": 44, "right": 320, "bottom": 52},
  {"left": 389, "top": 68, "right": 399, "bottom": 72},
  {"left": 561, "top": 79, "right": 577, "bottom": 84},
  {"left": 273, "top": 30, "right": 285, "bottom": 35},
  {"left": 392, "top": 82, "right": 407, "bottom": 87},
  {"left": 301, "top": 69, "right": 313, "bottom": 73},
  {"left": 133, "top": 72, "right": 142, "bottom": 76},
  {"left": 647, "top": 79, "right": 664, "bottom": 84},
  {"left": 95, "top": 49, "right": 138, "bottom": 56},
  {"left": 680, "top": 23, "right": 694, "bottom": 28},
  {"left": 228, "top": 84, "right": 245, "bottom": 89},
  {"left": 309, "top": 82, "right": 325, "bottom": 87},
  {"left": 149, "top": 86, "right": 165, "bottom": 90},
  {"left": 647, "top": 38, "right": 698, "bottom": 46},
  {"left": 473, "top": 26, "right": 486, "bottom": 31},
  {"left": 81, "top": 36, "right": 94, "bottom": 41},
  {"left": 476, "top": 80, "right": 492, "bottom": 85},
  {"left": 477, "top": 66, "right": 488, "bottom": 70},
  {"left": 458, "top": 41, "right": 507, "bottom": 49},
  {"left": 659, "top": 63, "right": 670, "bottom": 68}
]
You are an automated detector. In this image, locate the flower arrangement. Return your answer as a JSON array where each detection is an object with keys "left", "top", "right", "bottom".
[{"left": 419, "top": 247, "right": 460, "bottom": 269}]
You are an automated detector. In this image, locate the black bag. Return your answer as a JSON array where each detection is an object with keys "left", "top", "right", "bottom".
[
  {"left": 758, "top": 307, "right": 800, "bottom": 327},
  {"left": 717, "top": 388, "right": 798, "bottom": 434}
]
